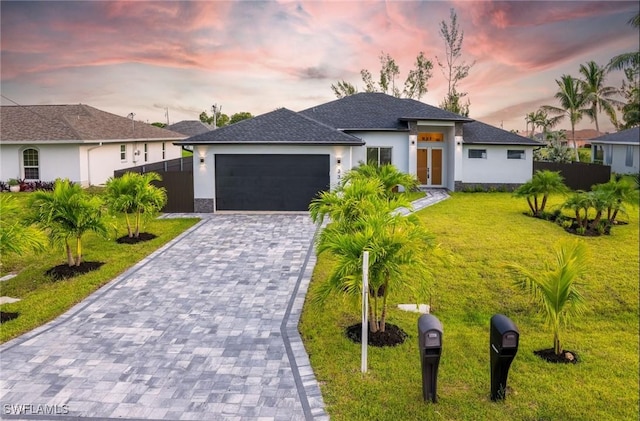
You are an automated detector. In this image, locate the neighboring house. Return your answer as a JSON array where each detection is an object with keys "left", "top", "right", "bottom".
[
  {"left": 0, "top": 104, "right": 185, "bottom": 186},
  {"left": 166, "top": 120, "right": 214, "bottom": 137},
  {"left": 590, "top": 127, "right": 640, "bottom": 175},
  {"left": 176, "top": 93, "right": 542, "bottom": 212}
]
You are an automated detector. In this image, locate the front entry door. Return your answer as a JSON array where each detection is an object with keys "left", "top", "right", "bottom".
[{"left": 417, "top": 148, "right": 443, "bottom": 186}]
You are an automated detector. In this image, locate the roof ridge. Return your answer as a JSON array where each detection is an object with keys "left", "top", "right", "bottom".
[{"left": 293, "top": 108, "right": 362, "bottom": 140}]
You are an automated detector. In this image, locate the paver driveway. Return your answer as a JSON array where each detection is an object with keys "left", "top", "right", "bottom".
[{"left": 0, "top": 214, "right": 327, "bottom": 421}]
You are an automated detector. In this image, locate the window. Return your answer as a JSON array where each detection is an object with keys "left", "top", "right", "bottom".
[
  {"left": 366, "top": 147, "right": 392, "bottom": 166},
  {"left": 120, "top": 144, "right": 127, "bottom": 161},
  {"left": 626, "top": 145, "right": 634, "bottom": 167},
  {"left": 605, "top": 145, "right": 613, "bottom": 165},
  {"left": 23, "top": 148, "right": 39, "bottom": 180},
  {"left": 162, "top": 142, "right": 166, "bottom": 160},
  {"left": 144, "top": 143, "right": 148, "bottom": 162},
  {"left": 507, "top": 150, "right": 525, "bottom": 160},
  {"left": 468, "top": 149, "right": 487, "bottom": 159}
]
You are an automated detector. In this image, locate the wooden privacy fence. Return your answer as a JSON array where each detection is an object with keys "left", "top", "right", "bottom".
[
  {"left": 114, "top": 157, "right": 194, "bottom": 213},
  {"left": 533, "top": 161, "right": 611, "bottom": 191}
]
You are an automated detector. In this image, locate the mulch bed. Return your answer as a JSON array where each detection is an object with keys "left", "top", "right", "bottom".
[
  {"left": 116, "top": 233, "right": 157, "bottom": 244},
  {"left": 345, "top": 322, "right": 408, "bottom": 347},
  {"left": 534, "top": 348, "right": 579, "bottom": 364},
  {"left": 0, "top": 311, "right": 19, "bottom": 324},
  {"left": 45, "top": 261, "right": 104, "bottom": 280}
]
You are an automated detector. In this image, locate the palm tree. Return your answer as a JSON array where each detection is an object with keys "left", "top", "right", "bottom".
[
  {"left": 592, "top": 178, "right": 639, "bottom": 224},
  {"left": 28, "top": 179, "right": 106, "bottom": 266},
  {"left": 513, "top": 170, "right": 568, "bottom": 217},
  {"left": 342, "top": 162, "right": 418, "bottom": 197},
  {"left": 525, "top": 111, "right": 537, "bottom": 138},
  {"left": 542, "top": 75, "right": 590, "bottom": 161},
  {"left": 0, "top": 195, "right": 46, "bottom": 261},
  {"left": 507, "top": 240, "right": 588, "bottom": 356},
  {"left": 578, "top": 61, "right": 622, "bottom": 133},
  {"left": 607, "top": 12, "right": 640, "bottom": 73},
  {"left": 562, "top": 191, "right": 592, "bottom": 233},
  {"left": 104, "top": 172, "right": 167, "bottom": 238},
  {"left": 313, "top": 195, "right": 435, "bottom": 333}
]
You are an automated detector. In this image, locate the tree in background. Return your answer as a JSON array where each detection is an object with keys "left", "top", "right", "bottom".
[
  {"left": 437, "top": 8, "right": 475, "bottom": 116},
  {"left": 541, "top": 75, "right": 589, "bottom": 161},
  {"left": 608, "top": 12, "right": 639, "bottom": 129},
  {"left": 151, "top": 122, "right": 167, "bottom": 128},
  {"left": 578, "top": 61, "right": 621, "bottom": 133},
  {"left": 331, "top": 51, "right": 433, "bottom": 100},
  {"left": 199, "top": 110, "right": 252, "bottom": 127},
  {"left": 229, "top": 112, "right": 254, "bottom": 125}
]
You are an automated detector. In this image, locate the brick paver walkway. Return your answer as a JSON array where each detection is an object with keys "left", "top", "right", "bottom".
[{"left": 0, "top": 214, "right": 327, "bottom": 421}]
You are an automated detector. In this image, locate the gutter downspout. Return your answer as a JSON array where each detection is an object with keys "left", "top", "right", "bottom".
[{"left": 87, "top": 142, "right": 103, "bottom": 186}]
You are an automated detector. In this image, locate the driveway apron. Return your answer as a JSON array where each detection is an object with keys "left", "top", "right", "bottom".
[{"left": 0, "top": 214, "right": 327, "bottom": 421}]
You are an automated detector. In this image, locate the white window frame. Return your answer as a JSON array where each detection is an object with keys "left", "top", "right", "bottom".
[
  {"left": 120, "top": 144, "right": 127, "bottom": 162},
  {"left": 144, "top": 143, "right": 148, "bottom": 162},
  {"left": 162, "top": 142, "right": 166, "bottom": 160},
  {"left": 22, "top": 148, "right": 40, "bottom": 180}
]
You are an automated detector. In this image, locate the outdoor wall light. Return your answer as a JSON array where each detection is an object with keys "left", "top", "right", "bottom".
[
  {"left": 199, "top": 157, "right": 205, "bottom": 164},
  {"left": 336, "top": 157, "right": 342, "bottom": 165}
]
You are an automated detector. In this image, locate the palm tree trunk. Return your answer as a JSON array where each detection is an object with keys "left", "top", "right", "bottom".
[
  {"left": 571, "top": 124, "right": 580, "bottom": 162},
  {"left": 135, "top": 210, "right": 141, "bottom": 238},
  {"left": 75, "top": 235, "right": 82, "bottom": 266},
  {"left": 380, "top": 283, "right": 389, "bottom": 333},
  {"left": 369, "top": 294, "right": 378, "bottom": 333},
  {"left": 540, "top": 194, "right": 549, "bottom": 214},
  {"left": 526, "top": 197, "right": 535, "bottom": 215},
  {"left": 534, "top": 196, "right": 539, "bottom": 215},
  {"left": 554, "top": 318, "right": 562, "bottom": 355},
  {"left": 589, "top": 211, "right": 603, "bottom": 231},
  {"left": 124, "top": 213, "right": 133, "bottom": 238},
  {"left": 65, "top": 240, "right": 74, "bottom": 267}
]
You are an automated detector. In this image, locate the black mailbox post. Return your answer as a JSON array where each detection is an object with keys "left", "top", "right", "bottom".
[
  {"left": 418, "top": 314, "right": 443, "bottom": 403},
  {"left": 490, "top": 314, "right": 519, "bottom": 401}
]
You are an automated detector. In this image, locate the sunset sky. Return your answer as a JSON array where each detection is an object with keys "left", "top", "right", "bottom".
[{"left": 1, "top": 1, "right": 638, "bottom": 133}]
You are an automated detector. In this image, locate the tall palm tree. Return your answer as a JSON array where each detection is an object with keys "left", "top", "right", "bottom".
[
  {"left": 507, "top": 240, "right": 588, "bottom": 356},
  {"left": 542, "top": 75, "right": 590, "bottom": 161},
  {"left": 525, "top": 111, "right": 538, "bottom": 138},
  {"left": 28, "top": 179, "right": 106, "bottom": 266},
  {"left": 607, "top": 12, "right": 640, "bottom": 73},
  {"left": 578, "top": 61, "right": 622, "bottom": 133}
]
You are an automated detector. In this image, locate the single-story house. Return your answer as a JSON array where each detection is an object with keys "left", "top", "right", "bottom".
[
  {"left": 0, "top": 104, "right": 186, "bottom": 186},
  {"left": 590, "top": 127, "right": 640, "bottom": 175},
  {"left": 176, "top": 93, "right": 543, "bottom": 212},
  {"left": 166, "top": 120, "right": 215, "bottom": 137}
]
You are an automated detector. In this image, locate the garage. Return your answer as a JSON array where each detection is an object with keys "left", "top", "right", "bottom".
[{"left": 215, "top": 154, "right": 330, "bottom": 211}]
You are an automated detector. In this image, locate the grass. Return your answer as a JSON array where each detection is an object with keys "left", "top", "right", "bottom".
[
  {"left": 0, "top": 191, "right": 199, "bottom": 343},
  {"left": 299, "top": 192, "right": 639, "bottom": 420}
]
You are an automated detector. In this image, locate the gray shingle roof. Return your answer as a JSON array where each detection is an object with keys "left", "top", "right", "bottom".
[
  {"left": 463, "top": 120, "right": 543, "bottom": 146},
  {"left": 299, "top": 92, "right": 472, "bottom": 130},
  {"left": 590, "top": 127, "right": 639, "bottom": 144},
  {"left": 0, "top": 104, "right": 184, "bottom": 143},
  {"left": 176, "top": 108, "right": 364, "bottom": 145},
  {"left": 166, "top": 120, "right": 214, "bottom": 137}
]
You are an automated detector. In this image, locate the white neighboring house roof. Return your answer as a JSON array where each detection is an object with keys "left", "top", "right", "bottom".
[
  {"left": 589, "top": 127, "right": 640, "bottom": 145},
  {"left": 0, "top": 104, "right": 185, "bottom": 144}
]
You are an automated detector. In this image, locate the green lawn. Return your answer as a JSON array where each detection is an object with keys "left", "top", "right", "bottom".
[
  {"left": 0, "top": 192, "right": 199, "bottom": 343},
  {"left": 299, "top": 192, "right": 639, "bottom": 420}
]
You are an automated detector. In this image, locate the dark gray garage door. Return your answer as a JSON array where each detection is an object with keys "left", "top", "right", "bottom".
[{"left": 215, "top": 154, "right": 330, "bottom": 211}]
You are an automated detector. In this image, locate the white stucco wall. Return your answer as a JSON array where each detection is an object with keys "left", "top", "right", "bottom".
[
  {"left": 192, "top": 144, "right": 353, "bottom": 203},
  {"left": 1, "top": 144, "right": 81, "bottom": 183},
  {"left": 347, "top": 131, "right": 410, "bottom": 172},
  {"left": 1, "top": 140, "right": 184, "bottom": 186},
  {"left": 461, "top": 145, "right": 535, "bottom": 184}
]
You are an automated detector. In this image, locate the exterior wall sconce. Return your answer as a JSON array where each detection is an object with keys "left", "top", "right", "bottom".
[
  {"left": 336, "top": 157, "right": 342, "bottom": 165},
  {"left": 199, "top": 157, "right": 205, "bottom": 164}
]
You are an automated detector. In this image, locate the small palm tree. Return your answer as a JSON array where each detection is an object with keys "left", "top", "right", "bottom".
[
  {"left": 592, "top": 178, "right": 639, "bottom": 225},
  {"left": 104, "top": 172, "right": 167, "bottom": 238},
  {"left": 0, "top": 195, "right": 46, "bottom": 262},
  {"left": 562, "top": 191, "right": 592, "bottom": 232},
  {"left": 507, "top": 240, "right": 588, "bottom": 355},
  {"left": 513, "top": 170, "right": 568, "bottom": 217},
  {"left": 28, "top": 179, "right": 106, "bottom": 266},
  {"left": 342, "top": 162, "right": 418, "bottom": 197}
]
